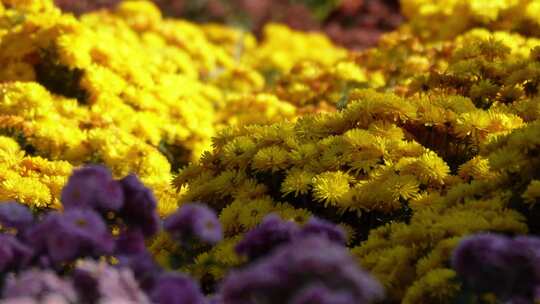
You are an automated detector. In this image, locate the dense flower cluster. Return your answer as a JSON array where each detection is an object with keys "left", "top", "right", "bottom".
[
  {"left": 0, "top": 165, "right": 382, "bottom": 304},
  {"left": 2, "top": 0, "right": 540, "bottom": 303},
  {"left": 401, "top": 0, "right": 540, "bottom": 40},
  {"left": 0, "top": 0, "right": 356, "bottom": 216},
  {"left": 171, "top": 3, "right": 540, "bottom": 303},
  {"left": 222, "top": 236, "right": 384, "bottom": 304}
]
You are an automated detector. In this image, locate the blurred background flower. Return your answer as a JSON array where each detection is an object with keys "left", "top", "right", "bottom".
[{"left": 54, "top": 0, "right": 403, "bottom": 49}]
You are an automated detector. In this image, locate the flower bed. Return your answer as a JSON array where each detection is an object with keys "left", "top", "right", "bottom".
[{"left": 1, "top": 0, "right": 540, "bottom": 303}]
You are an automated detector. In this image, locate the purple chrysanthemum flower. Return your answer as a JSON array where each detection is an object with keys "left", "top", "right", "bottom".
[
  {"left": 164, "top": 203, "right": 222, "bottom": 245},
  {"left": 452, "top": 233, "right": 540, "bottom": 301},
  {"left": 222, "top": 236, "right": 384, "bottom": 304},
  {"left": 296, "top": 217, "right": 347, "bottom": 245},
  {"left": 118, "top": 174, "right": 159, "bottom": 237},
  {"left": 2, "top": 269, "right": 78, "bottom": 302},
  {"left": 150, "top": 273, "right": 206, "bottom": 304},
  {"left": 0, "top": 201, "right": 33, "bottom": 231},
  {"left": 61, "top": 165, "right": 124, "bottom": 213},
  {"left": 451, "top": 234, "right": 510, "bottom": 286},
  {"left": 73, "top": 260, "right": 150, "bottom": 304},
  {"left": 0, "top": 234, "right": 33, "bottom": 272},
  {"left": 25, "top": 209, "right": 114, "bottom": 264},
  {"left": 235, "top": 214, "right": 299, "bottom": 261}
]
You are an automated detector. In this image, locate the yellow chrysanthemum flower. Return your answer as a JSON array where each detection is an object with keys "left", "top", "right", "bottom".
[
  {"left": 281, "top": 169, "right": 315, "bottom": 197},
  {"left": 312, "top": 171, "right": 354, "bottom": 207}
]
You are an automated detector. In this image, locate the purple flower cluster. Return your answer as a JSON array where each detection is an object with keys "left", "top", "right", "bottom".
[
  {"left": 25, "top": 209, "right": 114, "bottom": 265},
  {"left": 0, "top": 165, "right": 207, "bottom": 304},
  {"left": 0, "top": 165, "right": 384, "bottom": 304},
  {"left": 222, "top": 236, "right": 384, "bottom": 304},
  {"left": 6, "top": 165, "right": 163, "bottom": 268},
  {"left": 452, "top": 233, "right": 540, "bottom": 303},
  {"left": 235, "top": 214, "right": 347, "bottom": 261},
  {"left": 221, "top": 214, "right": 382, "bottom": 304}
]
